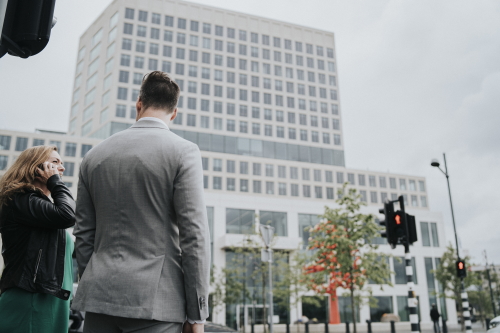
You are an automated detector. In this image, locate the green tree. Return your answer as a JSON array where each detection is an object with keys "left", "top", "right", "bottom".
[
  {"left": 304, "top": 184, "right": 392, "bottom": 333},
  {"left": 433, "top": 245, "right": 480, "bottom": 330},
  {"left": 274, "top": 248, "right": 319, "bottom": 332},
  {"left": 225, "top": 231, "right": 287, "bottom": 333}
]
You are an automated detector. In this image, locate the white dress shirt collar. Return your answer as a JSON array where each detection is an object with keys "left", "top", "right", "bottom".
[{"left": 137, "top": 117, "right": 169, "bottom": 129}]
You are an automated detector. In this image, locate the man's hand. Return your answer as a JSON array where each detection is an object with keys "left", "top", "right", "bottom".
[{"left": 183, "top": 322, "right": 204, "bottom": 333}]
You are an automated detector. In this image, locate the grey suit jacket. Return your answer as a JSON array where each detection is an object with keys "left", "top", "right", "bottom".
[{"left": 72, "top": 119, "right": 210, "bottom": 323}]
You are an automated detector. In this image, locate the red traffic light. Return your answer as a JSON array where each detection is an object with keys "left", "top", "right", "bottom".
[
  {"left": 395, "top": 214, "right": 401, "bottom": 225},
  {"left": 458, "top": 261, "right": 464, "bottom": 270},
  {"left": 456, "top": 260, "right": 467, "bottom": 278}
]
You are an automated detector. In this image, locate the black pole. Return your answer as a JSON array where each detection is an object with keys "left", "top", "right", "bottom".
[
  {"left": 324, "top": 322, "right": 329, "bottom": 333},
  {"left": 439, "top": 154, "right": 472, "bottom": 333},
  {"left": 305, "top": 322, "right": 309, "bottom": 333},
  {"left": 442, "top": 319, "right": 448, "bottom": 333},
  {"left": 345, "top": 321, "right": 350, "bottom": 333},
  {"left": 390, "top": 320, "right": 396, "bottom": 333},
  {"left": 365, "top": 320, "right": 372, "bottom": 333}
]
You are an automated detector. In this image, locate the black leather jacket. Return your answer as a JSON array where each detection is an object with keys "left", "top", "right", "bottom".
[{"left": 0, "top": 175, "right": 76, "bottom": 300}]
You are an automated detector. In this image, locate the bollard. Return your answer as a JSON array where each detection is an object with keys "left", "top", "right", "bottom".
[
  {"left": 442, "top": 319, "right": 447, "bottom": 333},
  {"left": 366, "top": 320, "right": 372, "bottom": 333},
  {"left": 286, "top": 323, "right": 290, "bottom": 333},
  {"left": 325, "top": 322, "right": 329, "bottom": 333},
  {"left": 486, "top": 318, "right": 491, "bottom": 330},
  {"left": 345, "top": 321, "right": 350, "bottom": 333},
  {"left": 251, "top": 323, "right": 254, "bottom": 333},
  {"left": 305, "top": 322, "right": 309, "bottom": 333},
  {"left": 390, "top": 320, "right": 396, "bottom": 333}
]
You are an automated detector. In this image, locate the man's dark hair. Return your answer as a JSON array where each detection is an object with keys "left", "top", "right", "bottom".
[{"left": 139, "top": 71, "right": 180, "bottom": 113}]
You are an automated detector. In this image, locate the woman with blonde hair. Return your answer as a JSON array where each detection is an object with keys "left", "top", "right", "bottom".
[{"left": 0, "top": 145, "right": 76, "bottom": 332}]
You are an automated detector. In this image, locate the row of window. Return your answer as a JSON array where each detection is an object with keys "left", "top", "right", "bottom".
[
  {"left": 0, "top": 154, "right": 77, "bottom": 176},
  {"left": 121, "top": 29, "right": 333, "bottom": 69},
  {"left": 117, "top": 86, "right": 338, "bottom": 112},
  {"left": 200, "top": 157, "right": 425, "bottom": 191},
  {"left": 123, "top": 8, "right": 335, "bottom": 57},
  {"left": 173, "top": 129, "right": 345, "bottom": 166},
  {"left": 203, "top": 175, "right": 427, "bottom": 206},
  {"left": 172, "top": 113, "right": 341, "bottom": 144},
  {"left": 0, "top": 135, "right": 93, "bottom": 158},
  {"left": 119, "top": 52, "right": 336, "bottom": 84}
]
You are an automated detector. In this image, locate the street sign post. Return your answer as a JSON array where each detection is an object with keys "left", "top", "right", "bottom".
[{"left": 259, "top": 224, "right": 274, "bottom": 333}]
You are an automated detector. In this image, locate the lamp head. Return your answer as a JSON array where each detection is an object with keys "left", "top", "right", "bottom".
[{"left": 431, "top": 159, "right": 440, "bottom": 167}]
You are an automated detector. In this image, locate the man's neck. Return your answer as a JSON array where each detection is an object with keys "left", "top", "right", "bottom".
[{"left": 137, "top": 109, "right": 171, "bottom": 126}]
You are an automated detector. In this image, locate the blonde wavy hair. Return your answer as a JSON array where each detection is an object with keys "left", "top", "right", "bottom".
[{"left": 0, "top": 145, "right": 58, "bottom": 206}]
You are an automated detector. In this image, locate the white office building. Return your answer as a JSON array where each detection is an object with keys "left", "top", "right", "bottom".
[{"left": 0, "top": 0, "right": 457, "bottom": 328}]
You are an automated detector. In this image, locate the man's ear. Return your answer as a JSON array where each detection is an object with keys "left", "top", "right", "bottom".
[
  {"left": 170, "top": 108, "right": 178, "bottom": 122},
  {"left": 136, "top": 97, "right": 142, "bottom": 121}
]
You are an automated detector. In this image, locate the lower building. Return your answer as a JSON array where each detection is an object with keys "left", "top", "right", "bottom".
[{"left": 0, "top": 128, "right": 456, "bottom": 326}]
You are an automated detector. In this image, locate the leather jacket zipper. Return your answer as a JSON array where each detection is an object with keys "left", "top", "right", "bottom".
[{"left": 33, "top": 249, "right": 42, "bottom": 283}]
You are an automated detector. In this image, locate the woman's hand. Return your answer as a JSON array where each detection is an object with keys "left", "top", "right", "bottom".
[{"left": 36, "top": 162, "right": 59, "bottom": 184}]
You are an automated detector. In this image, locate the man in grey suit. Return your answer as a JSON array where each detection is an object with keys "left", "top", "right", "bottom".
[{"left": 73, "top": 71, "right": 210, "bottom": 333}]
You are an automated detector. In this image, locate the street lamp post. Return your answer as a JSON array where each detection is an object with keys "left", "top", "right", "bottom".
[{"left": 431, "top": 153, "right": 473, "bottom": 333}]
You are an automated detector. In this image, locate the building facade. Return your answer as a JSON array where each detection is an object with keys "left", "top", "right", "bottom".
[{"left": 0, "top": 0, "right": 457, "bottom": 328}]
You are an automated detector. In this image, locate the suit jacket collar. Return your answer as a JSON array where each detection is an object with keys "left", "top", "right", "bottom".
[{"left": 130, "top": 119, "right": 170, "bottom": 130}]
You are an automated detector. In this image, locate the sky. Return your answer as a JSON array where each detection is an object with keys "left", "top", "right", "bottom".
[{"left": 1, "top": 0, "right": 499, "bottom": 264}]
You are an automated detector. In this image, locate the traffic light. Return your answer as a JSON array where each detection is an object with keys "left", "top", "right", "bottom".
[
  {"left": 0, "top": 0, "right": 57, "bottom": 59},
  {"left": 405, "top": 213, "right": 418, "bottom": 244},
  {"left": 379, "top": 200, "right": 396, "bottom": 248},
  {"left": 456, "top": 260, "right": 467, "bottom": 278}
]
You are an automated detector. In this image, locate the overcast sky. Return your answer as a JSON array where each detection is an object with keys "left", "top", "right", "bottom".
[{"left": 1, "top": 0, "right": 499, "bottom": 264}]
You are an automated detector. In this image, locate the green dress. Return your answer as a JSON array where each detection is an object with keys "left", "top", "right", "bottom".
[{"left": 0, "top": 231, "right": 74, "bottom": 333}]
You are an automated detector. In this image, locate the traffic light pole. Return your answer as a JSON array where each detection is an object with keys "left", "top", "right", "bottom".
[
  {"left": 442, "top": 154, "right": 472, "bottom": 333},
  {"left": 399, "top": 197, "right": 419, "bottom": 333}
]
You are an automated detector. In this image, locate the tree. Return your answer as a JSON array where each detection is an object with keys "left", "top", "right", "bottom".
[
  {"left": 274, "top": 248, "right": 319, "bottom": 332},
  {"left": 304, "top": 184, "right": 392, "bottom": 333},
  {"left": 225, "top": 231, "right": 287, "bottom": 333},
  {"left": 433, "top": 245, "right": 480, "bottom": 330}
]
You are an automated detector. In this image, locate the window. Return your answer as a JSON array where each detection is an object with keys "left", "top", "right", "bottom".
[
  {"left": 252, "top": 123, "right": 260, "bottom": 135},
  {"left": 122, "top": 38, "right": 132, "bottom": 50},
  {"left": 203, "top": 176, "right": 208, "bottom": 189},
  {"left": 148, "top": 59, "right": 158, "bottom": 70},
  {"left": 394, "top": 257, "right": 418, "bottom": 285},
  {"left": 409, "top": 180, "right": 417, "bottom": 191},
  {"left": 226, "top": 120, "right": 235, "bottom": 131},
  {"left": 226, "top": 208, "right": 254, "bottom": 234},
  {"left": 336, "top": 172, "right": 344, "bottom": 184},
  {"left": 33, "top": 139, "right": 45, "bottom": 146},
  {"left": 151, "top": 28, "right": 160, "bottom": 40},
  {"left": 291, "top": 184, "right": 299, "bottom": 196},
  {"left": 214, "top": 118, "right": 222, "bottom": 130},
  {"left": 253, "top": 180, "right": 262, "bottom": 193},
  {"left": 116, "top": 104, "right": 126, "bottom": 117},
  {"left": 389, "top": 177, "right": 396, "bottom": 189},
  {"left": 178, "top": 18, "right": 186, "bottom": 29},
  {"left": 239, "top": 161, "right": 249, "bottom": 174},
  {"left": 203, "top": 23, "right": 211, "bottom": 34},
  {"left": 137, "top": 25, "right": 147, "bottom": 37},
  {"left": 0, "top": 155, "right": 8, "bottom": 170},
  {"left": 64, "top": 142, "right": 77, "bottom": 157},
  {"left": 314, "top": 186, "right": 322, "bottom": 199},
  {"left": 162, "top": 61, "right": 171, "bottom": 73},
  {"left": 264, "top": 125, "right": 272, "bottom": 136},
  {"left": 164, "top": 30, "right": 173, "bottom": 42},
  {"left": 200, "top": 115, "right": 209, "bottom": 128},
  {"left": 421, "top": 222, "right": 430, "bottom": 247},
  {"left": 123, "top": 23, "right": 133, "bottom": 35},
  {"left": 0, "top": 135, "right": 11, "bottom": 150},
  {"left": 253, "top": 162, "right": 261, "bottom": 176},
  {"left": 313, "top": 169, "right": 322, "bottom": 182},
  {"left": 14, "top": 137, "right": 28, "bottom": 151},
  {"left": 125, "top": 8, "right": 134, "bottom": 19},
  {"left": 421, "top": 196, "right": 428, "bottom": 207},
  {"left": 262, "top": 35, "right": 270, "bottom": 45},
  {"left": 370, "top": 191, "right": 378, "bottom": 203},
  {"left": 302, "top": 168, "right": 310, "bottom": 180},
  {"left": 303, "top": 185, "right": 311, "bottom": 198},
  {"left": 379, "top": 176, "right": 387, "bottom": 188},
  {"left": 276, "top": 126, "right": 284, "bottom": 138},
  {"left": 152, "top": 13, "right": 161, "bottom": 24},
  {"left": 288, "top": 128, "right": 296, "bottom": 140},
  {"left": 400, "top": 179, "right": 407, "bottom": 190},
  {"left": 187, "top": 114, "right": 196, "bottom": 126},
  {"left": 117, "top": 87, "right": 128, "bottom": 100},
  {"left": 176, "top": 48, "right": 185, "bottom": 59},
  {"left": 324, "top": 171, "right": 333, "bottom": 183},
  {"left": 260, "top": 211, "right": 287, "bottom": 236},
  {"left": 202, "top": 158, "right": 209, "bottom": 172},
  {"left": 369, "top": 175, "right": 376, "bottom": 187},
  {"left": 359, "top": 190, "right": 367, "bottom": 202}
]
